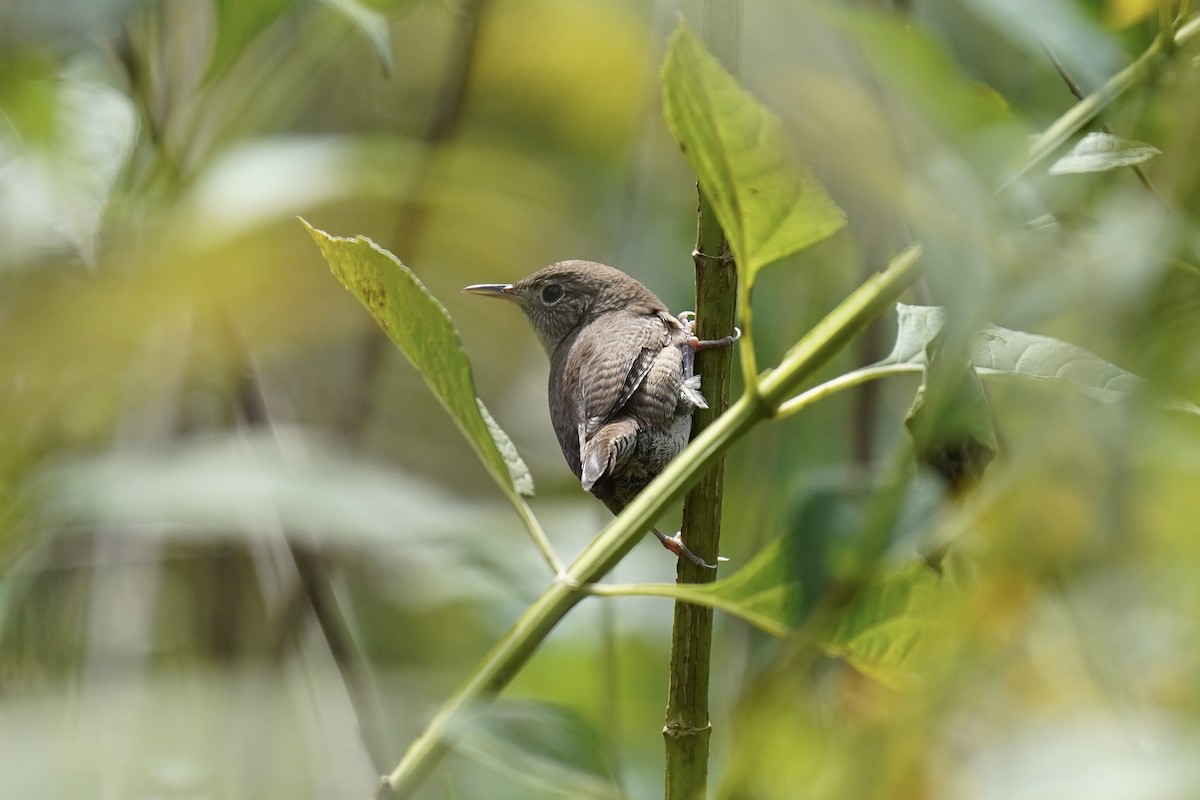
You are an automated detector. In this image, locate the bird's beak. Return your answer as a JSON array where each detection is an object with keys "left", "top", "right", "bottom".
[{"left": 463, "top": 283, "right": 522, "bottom": 303}]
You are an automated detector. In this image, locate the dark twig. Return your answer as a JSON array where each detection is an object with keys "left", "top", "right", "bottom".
[{"left": 1040, "top": 43, "right": 1160, "bottom": 199}]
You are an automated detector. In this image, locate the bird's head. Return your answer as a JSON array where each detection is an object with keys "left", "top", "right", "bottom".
[{"left": 464, "top": 260, "right": 667, "bottom": 355}]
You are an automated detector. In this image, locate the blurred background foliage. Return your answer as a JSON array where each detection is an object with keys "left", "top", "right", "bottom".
[{"left": 2, "top": 0, "right": 1200, "bottom": 797}]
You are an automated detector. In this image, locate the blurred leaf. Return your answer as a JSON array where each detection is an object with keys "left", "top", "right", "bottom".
[
  {"left": 0, "top": 56, "right": 58, "bottom": 145},
  {"left": 1105, "top": 0, "right": 1160, "bottom": 28},
  {"left": 661, "top": 21, "right": 845, "bottom": 283},
  {"left": 820, "top": 562, "right": 958, "bottom": 689},
  {"left": 33, "top": 430, "right": 548, "bottom": 604},
  {"left": 599, "top": 471, "right": 947, "bottom": 637},
  {"left": 211, "top": 0, "right": 296, "bottom": 76},
  {"left": 833, "top": 9, "right": 1019, "bottom": 155},
  {"left": 1048, "top": 131, "right": 1161, "bottom": 174},
  {"left": 0, "top": 0, "right": 146, "bottom": 44},
  {"left": 0, "top": 77, "right": 137, "bottom": 267},
  {"left": 318, "top": 0, "right": 394, "bottom": 75},
  {"left": 962, "top": 0, "right": 1123, "bottom": 90},
  {"left": 455, "top": 700, "right": 621, "bottom": 799},
  {"left": 882, "top": 304, "right": 1200, "bottom": 412},
  {"left": 302, "top": 222, "right": 534, "bottom": 500},
  {"left": 36, "top": 430, "right": 487, "bottom": 545},
  {"left": 905, "top": 342, "right": 998, "bottom": 493},
  {"left": 0, "top": 667, "right": 377, "bottom": 799},
  {"left": 598, "top": 538, "right": 957, "bottom": 688}
]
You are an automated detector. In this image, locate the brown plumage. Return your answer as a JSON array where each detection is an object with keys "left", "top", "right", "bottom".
[{"left": 465, "top": 260, "right": 716, "bottom": 567}]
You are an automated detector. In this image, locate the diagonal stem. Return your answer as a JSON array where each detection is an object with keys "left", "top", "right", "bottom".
[{"left": 1006, "top": 12, "right": 1200, "bottom": 189}]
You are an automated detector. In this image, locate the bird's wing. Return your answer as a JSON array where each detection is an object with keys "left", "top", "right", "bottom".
[{"left": 579, "top": 314, "right": 669, "bottom": 442}]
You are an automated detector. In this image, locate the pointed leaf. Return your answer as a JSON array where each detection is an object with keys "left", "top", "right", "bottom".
[
  {"left": 1049, "top": 132, "right": 1160, "bottom": 175},
  {"left": 302, "top": 221, "right": 533, "bottom": 500},
  {"left": 882, "top": 304, "right": 1200, "bottom": 413},
  {"left": 820, "top": 562, "right": 958, "bottom": 689},
  {"left": 661, "top": 21, "right": 845, "bottom": 283}
]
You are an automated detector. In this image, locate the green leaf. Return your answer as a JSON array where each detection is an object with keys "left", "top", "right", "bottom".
[
  {"left": 302, "top": 220, "right": 533, "bottom": 501},
  {"left": 1048, "top": 132, "right": 1160, "bottom": 175},
  {"left": 882, "top": 304, "right": 1200, "bottom": 413},
  {"left": 904, "top": 338, "right": 998, "bottom": 493},
  {"left": 820, "top": 562, "right": 958, "bottom": 689},
  {"left": 591, "top": 471, "right": 948, "bottom": 639},
  {"left": 477, "top": 399, "right": 533, "bottom": 497},
  {"left": 594, "top": 543, "right": 957, "bottom": 688},
  {"left": 661, "top": 21, "right": 845, "bottom": 283}
]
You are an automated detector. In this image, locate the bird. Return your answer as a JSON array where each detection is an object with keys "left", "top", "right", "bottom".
[{"left": 464, "top": 260, "right": 734, "bottom": 569}]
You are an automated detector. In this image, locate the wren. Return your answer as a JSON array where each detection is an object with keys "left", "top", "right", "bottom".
[{"left": 465, "top": 260, "right": 734, "bottom": 569}]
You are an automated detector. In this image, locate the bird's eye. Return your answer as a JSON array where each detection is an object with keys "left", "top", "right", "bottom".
[{"left": 541, "top": 284, "right": 565, "bottom": 304}]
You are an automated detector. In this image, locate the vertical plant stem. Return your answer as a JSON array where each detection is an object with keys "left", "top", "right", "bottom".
[{"left": 664, "top": 3, "right": 741, "bottom": 798}]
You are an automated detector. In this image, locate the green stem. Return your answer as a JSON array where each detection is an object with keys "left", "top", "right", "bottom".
[
  {"left": 737, "top": 277, "right": 760, "bottom": 398},
  {"left": 775, "top": 363, "right": 923, "bottom": 420},
  {"left": 1005, "top": 13, "right": 1200, "bottom": 188},
  {"left": 759, "top": 245, "right": 924, "bottom": 409},
  {"left": 665, "top": 3, "right": 742, "bottom": 796},
  {"left": 513, "top": 496, "right": 564, "bottom": 575},
  {"left": 587, "top": 583, "right": 789, "bottom": 638},
  {"left": 377, "top": 238, "right": 922, "bottom": 800}
]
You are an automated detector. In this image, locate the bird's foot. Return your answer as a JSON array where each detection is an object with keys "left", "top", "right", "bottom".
[
  {"left": 678, "top": 312, "right": 742, "bottom": 351},
  {"left": 652, "top": 528, "right": 727, "bottom": 570},
  {"left": 689, "top": 327, "right": 741, "bottom": 352}
]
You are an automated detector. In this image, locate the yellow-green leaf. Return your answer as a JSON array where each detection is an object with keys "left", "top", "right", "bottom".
[
  {"left": 821, "top": 563, "right": 958, "bottom": 689},
  {"left": 661, "top": 21, "right": 845, "bottom": 284},
  {"left": 302, "top": 220, "right": 533, "bottom": 501}
]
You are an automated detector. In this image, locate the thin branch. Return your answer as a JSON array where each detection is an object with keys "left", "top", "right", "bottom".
[
  {"left": 1040, "top": 42, "right": 1161, "bottom": 199},
  {"left": 775, "top": 363, "right": 923, "bottom": 420},
  {"left": 512, "top": 496, "right": 565, "bottom": 575},
  {"left": 586, "top": 583, "right": 789, "bottom": 638},
  {"left": 1007, "top": 14, "right": 1200, "bottom": 188}
]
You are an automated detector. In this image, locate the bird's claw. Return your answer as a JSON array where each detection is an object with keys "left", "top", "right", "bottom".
[
  {"left": 678, "top": 312, "right": 741, "bottom": 352},
  {"left": 654, "top": 529, "right": 724, "bottom": 570},
  {"left": 688, "top": 327, "right": 741, "bottom": 352}
]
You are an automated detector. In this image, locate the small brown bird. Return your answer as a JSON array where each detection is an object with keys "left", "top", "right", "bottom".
[{"left": 465, "top": 260, "right": 732, "bottom": 568}]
